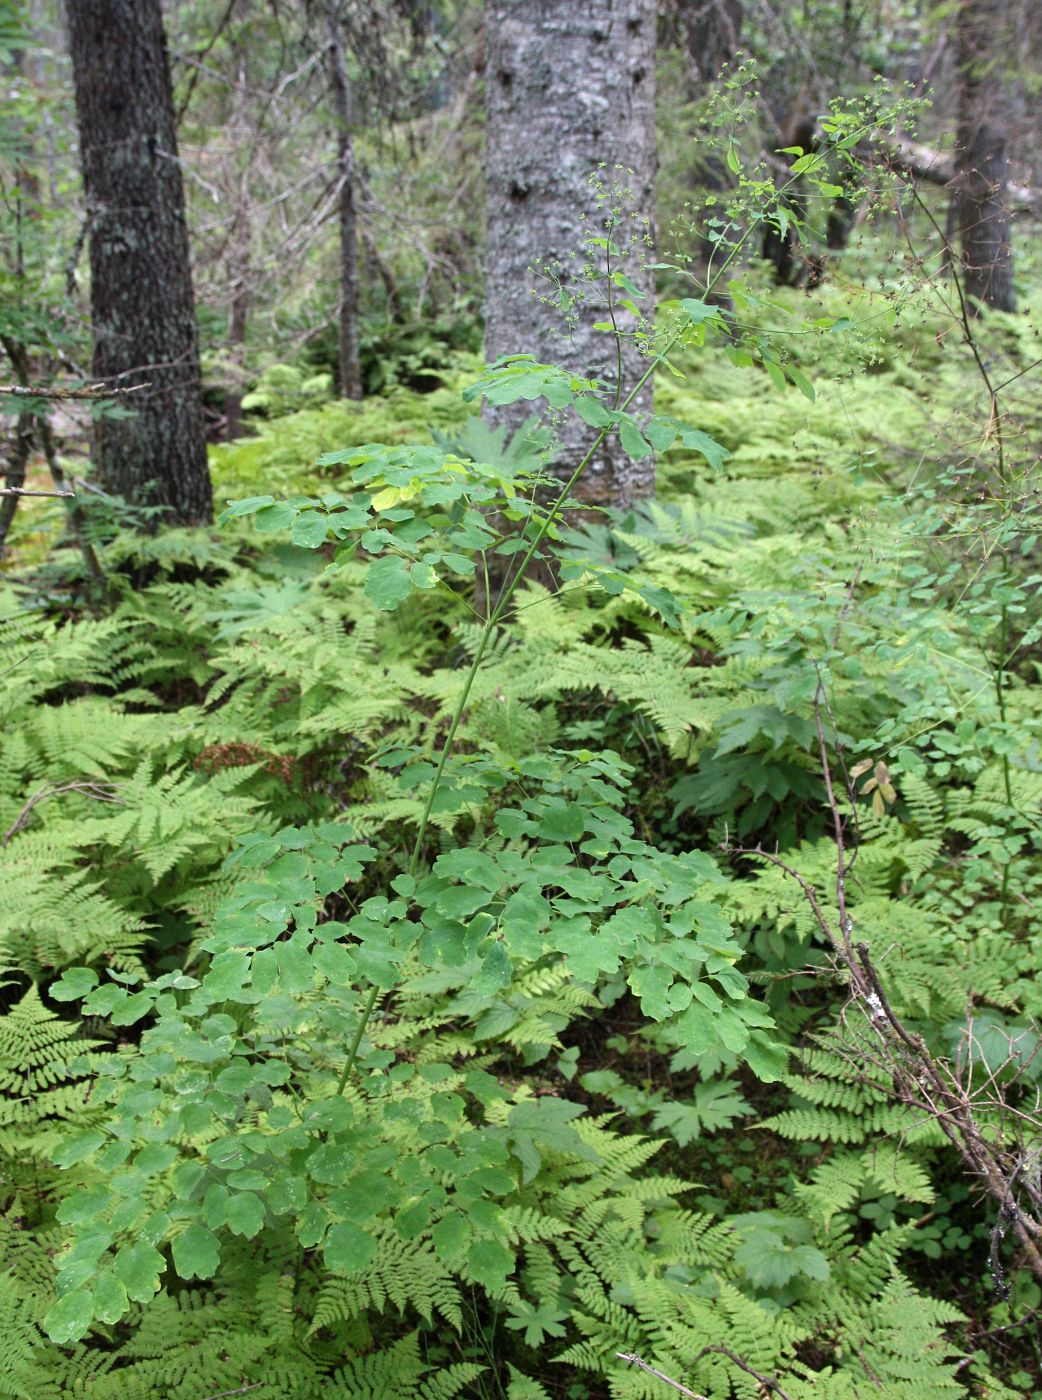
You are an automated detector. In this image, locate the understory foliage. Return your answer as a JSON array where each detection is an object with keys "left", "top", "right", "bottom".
[{"left": 3, "top": 237, "right": 1042, "bottom": 1397}]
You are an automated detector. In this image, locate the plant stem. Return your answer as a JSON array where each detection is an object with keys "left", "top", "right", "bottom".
[
  {"left": 332, "top": 428, "right": 614, "bottom": 1091},
  {"left": 332, "top": 117, "right": 886, "bottom": 1090}
]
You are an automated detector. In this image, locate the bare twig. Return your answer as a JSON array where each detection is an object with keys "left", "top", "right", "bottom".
[
  {"left": 0, "top": 381, "right": 148, "bottom": 400},
  {"left": 0, "top": 486, "right": 75, "bottom": 498},
  {"left": 616, "top": 1353, "right": 707, "bottom": 1399},
  {"left": 2, "top": 781, "right": 120, "bottom": 847},
  {"left": 747, "top": 671, "right": 1042, "bottom": 1287},
  {"left": 0, "top": 338, "right": 109, "bottom": 602},
  {"left": 198, "top": 1385, "right": 265, "bottom": 1400},
  {"left": 693, "top": 1344, "right": 797, "bottom": 1400}
]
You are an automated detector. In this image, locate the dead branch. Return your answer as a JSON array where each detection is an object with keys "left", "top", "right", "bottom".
[
  {"left": 0, "top": 382, "right": 148, "bottom": 400},
  {"left": 2, "top": 781, "right": 120, "bottom": 847},
  {"left": 731, "top": 673, "right": 1042, "bottom": 1290},
  {"left": 0, "top": 486, "right": 75, "bottom": 498},
  {"left": 616, "top": 1353, "right": 707, "bottom": 1399},
  {"left": 692, "top": 1345, "right": 796, "bottom": 1400},
  {"left": 878, "top": 135, "right": 1040, "bottom": 216}
]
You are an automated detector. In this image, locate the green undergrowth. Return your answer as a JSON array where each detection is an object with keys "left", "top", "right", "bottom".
[
  {"left": 2, "top": 275, "right": 1042, "bottom": 1396},
  {"left": 209, "top": 352, "right": 481, "bottom": 501}
]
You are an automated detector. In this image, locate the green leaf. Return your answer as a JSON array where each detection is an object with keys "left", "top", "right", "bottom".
[
  {"left": 506, "top": 1099, "right": 598, "bottom": 1184},
  {"left": 467, "top": 1237, "right": 514, "bottom": 1291},
  {"left": 680, "top": 297, "right": 719, "bottom": 325},
  {"left": 312, "top": 940, "right": 356, "bottom": 985},
  {"left": 220, "top": 494, "right": 274, "bottom": 519},
  {"left": 91, "top": 1271, "right": 130, "bottom": 1325},
  {"left": 573, "top": 395, "right": 613, "bottom": 428},
  {"left": 435, "top": 885, "right": 491, "bottom": 919},
  {"left": 364, "top": 554, "right": 413, "bottom": 610},
  {"left": 645, "top": 417, "right": 678, "bottom": 452},
  {"left": 743, "top": 1031, "right": 788, "bottom": 1083},
  {"left": 203, "top": 951, "right": 251, "bottom": 1001},
  {"left": 536, "top": 803, "right": 586, "bottom": 842},
  {"left": 790, "top": 152, "right": 824, "bottom": 175},
  {"left": 324, "top": 1221, "right": 379, "bottom": 1274},
  {"left": 225, "top": 1192, "right": 266, "bottom": 1238},
  {"left": 50, "top": 967, "right": 98, "bottom": 1002},
  {"left": 473, "top": 940, "right": 512, "bottom": 996},
  {"left": 764, "top": 358, "right": 786, "bottom": 393},
  {"left": 109, "top": 990, "right": 156, "bottom": 1027},
  {"left": 788, "top": 365, "right": 816, "bottom": 401},
  {"left": 113, "top": 1243, "right": 164, "bottom": 1302},
  {"left": 53, "top": 1131, "right": 105, "bottom": 1168},
  {"left": 253, "top": 501, "right": 298, "bottom": 533},
  {"left": 43, "top": 1289, "right": 94, "bottom": 1345},
  {"left": 292, "top": 511, "right": 329, "bottom": 548},
  {"left": 617, "top": 415, "right": 653, "bottom": 461},
  {"left": 433, "top": 1211, "right": 469, "bottom": 1261},
  {"left": 505, "top": 1298, "right": 570, "bottom": 1347},
  {"left": 674, "top": 424, "right": 729, "bottom": 471},
  {"left": 268, "top": 1172, "right": 308, "bottom": 1215},
  {"left": 171, "top": 1226, "right": 221, "bottom": 1281}
]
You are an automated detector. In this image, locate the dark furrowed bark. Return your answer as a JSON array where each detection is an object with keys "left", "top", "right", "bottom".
[
  {"left": 956, "top": 0, "right": 1016, "bottom": 313},
  {"left": 68, "top": 0, "right": 212, "bottom": 524}
]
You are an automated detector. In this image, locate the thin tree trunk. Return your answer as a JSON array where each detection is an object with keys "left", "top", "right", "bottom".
[
  {"left": 664, "top": 0, "right": 742, "bottom": 305},
  {"left": 0, "top": 334, "right": 107, "bottom": 599},
  {"left": 224, "top": 208, "right": 251, "bottom": 441},
  {"left": 484, "top": 0, "right": 657, "bottom": 510},
  {"left": 956, "top": 0, "right": 1016, "bottom": 312},
  {"left": 0, "top": 404, "right": 33, "bottom": 563},
  {"left": 223, "top": 53, "right": 252, "bottom": 443},
  {"left": 326, "top": 1, "right": 363, "bottom": 401},
  {"left": 67, "top": 0, "right": 212, "bottom": 524}
]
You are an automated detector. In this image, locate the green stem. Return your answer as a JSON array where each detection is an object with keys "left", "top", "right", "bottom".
[
  {"left": 996, "top": 578, "right": 1014, "bottom": 930},
  {"left": 334, "top": 624, "right": 494, "bottom": 1095},
  {"left": 335, "top": 982, "right": 380, "bottom": 1095},
  {"left": 332, "top": 437, "right": 613, "bottom": 1092},
  {"left": 333, "top": 119, "right": 887, "bottom": 1090}
]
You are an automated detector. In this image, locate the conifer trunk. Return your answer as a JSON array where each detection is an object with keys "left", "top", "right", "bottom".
[
  {"left": 326, "top": 1, "right": 363, "bottom": 401},
  {"left": 484, "top": 0, "right": 656, "bottom": 509},
  {"left": 67, "top": 0, "right": 212, "bottom": 523},
  {"left": 956, "top": 0, "right": 1016, "bottom": 312}
]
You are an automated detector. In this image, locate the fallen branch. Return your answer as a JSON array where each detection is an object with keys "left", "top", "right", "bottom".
[
  {"left": 2, "top": 781, "right": 120, "bottom": 847},
  {"left": 0, "top": 486, "right": 76, "bottom": 498},
  {"left": 730, "top": 658, "right": 1042, "bottom": 1293},
  {"left": 878, "top": 134, "right": 1040, "bottom": 216},
  {"left": 693, "top": 1345, "right": 796, "bottom": 1400},
  {"left": 199, "top": 1385, "right": 265, "bottom": 1400},
  {"left": 616, "top": 1353, "right": 707, "bottom": 1399},
  {"left": 0, "top": 381, "right": 149, "bottom": 400}
]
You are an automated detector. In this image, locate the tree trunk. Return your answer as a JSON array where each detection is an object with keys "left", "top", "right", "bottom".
[
  {"left": 67, "top": 0, "right": 212, "bottom": 524},
  {"left": 956, "top": 0, "right": 1016, "bottom": 312},
  {"left": 665, "top": 0, "right": 742, "bottom": 306},
  {"left": 223, "top": 54, "right": 253, "bottom": 443},
  {"left": 224, "top": 206, "right": 251, "bottom": 441},
  {"left": 326, "top": 1, "right": 363, "bottom": 401},
  {"left": 484, "top": 0, "right": 656, "bottom": 510}
]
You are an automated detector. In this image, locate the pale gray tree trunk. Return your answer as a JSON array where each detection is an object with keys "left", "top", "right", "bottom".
[
  {"left": 326, "top": 1, "right": 363, "bottom": 401},
  {"left": 67, "top": 0, "right": 212, "bottom": 524},
  {"left": 956, "top": 0, "right": 1016, "bottom": 312},
  {"left": 484, "top": 0, "right": 656, "bottom": 509}
]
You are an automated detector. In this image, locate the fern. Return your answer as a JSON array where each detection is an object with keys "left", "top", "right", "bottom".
[{"left": 0, "top": 988, "right": 99, "bottom": 1165}]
